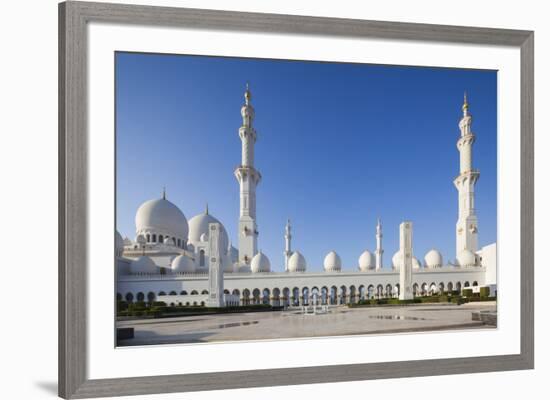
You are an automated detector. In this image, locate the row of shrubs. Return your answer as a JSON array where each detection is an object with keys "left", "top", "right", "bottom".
[
  {"left": 117, "top": 301, "right": 273, "bottom": 317},
  {"left": 352, "top": 288, "right": 496, "bottom": 307}
]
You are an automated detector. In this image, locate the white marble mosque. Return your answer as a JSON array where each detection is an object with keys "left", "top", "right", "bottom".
[{"left": 116, "top": 87, "right": 497, "bottom": 308}]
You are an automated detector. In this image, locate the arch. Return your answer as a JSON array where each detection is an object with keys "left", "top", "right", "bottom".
[
  {"left": 199, "top": 250, "right": 205, "bottom": 267},
  {"left": 376, "top": 284, "right": 384, "bottom": 299},
  {"left": 413, "top": 283, "right": 419, "bottom": 296},
  {"left": 147, "top": 291, "right": 155, "bottom": 303},
  {"left": 168, "top": 290, "right": 176, "bottom": 296},
  {"left": 201, "top": 290, "right": 209, "bottom": 295},
  {"left": 429, "top": 283, "right": 437, "bottom": 295},
  {"left": 421, "top": 283, "right": 428, "bottom": 296},
  {"left": 330, "top": 286, "right": 338, "bottom": 305},
  {"left": 456, "top": 282, "right": 462, "bottom": 293},
  {"left": 146, "top": 234, "right": 150, "bottom": 242},
  {"left": 232, "top": 289, "right": 240, "bottom": 296},
  {"left": 438, "top": 282, "right": 445, "bottom": 294},
  {"left": 447, "top": 282, "right": 453, "bottom": 292},
  {"left": 190, "top": 290, "right": 198, "bottom": 295},
  {"left": 272, "top": 288, "right": 281, "bottom": 307},
  {"left": 473, "top": 281, "right": 478, "bottom": 287},
  {"left": 464, "top": 281, "right": 470, "bottom": 288},
  {"left": 125, "top": 292, "right": 134, "bottom": 303},
  {"left": 252, "top": 288, "right": 261, "bottom": 305},
  {"left": 180, "top": 290, "right": 188, "bottom": 295},
  {"left": 152, "top": 234, "right": 157, "bottom": 242},
  {"left": 367, "top": 284, "right": 375, "bottom": 299},
  {"left": 292, "top": 287, "right": 300, "bottom": 306},
  {"left": 116, "top": 293, "right": 122, "bottom": 302},
  {"left": 242, "top": 289, "right": 251, "bottom": 305},
  {"left": 358, "top": 285, "right": 366, "bottom": 301},
  {"left": 158, "top": 291, "right": 166, "bottom": 296},
  {"left": 159, "top": 234, "right": 163, "bottom": 243},
  {"left": 394, "top": 284, "right": 400, "bottom": 298},
  {"left": 200, "top": 301, "right": 205, "bottom": 306},
  {"left": 385, "top": 284, "right": 392, "bottom": 298},
  {"left": 321, "top": 286, "right": 329, "bottom": 305},
  {"left": 223, "top": 289, "right": 230, "bottom": 295},
  {"left": 339, "top": 285, "right": 347, "bottom": 304},
  {"left": 302, "top": 287, "right": 310, "bottom": 305},
  {"left": 282, "top": 287, "right": 290, "bottom": 307},
  {"left": 311, "top": 287, "right": 320, "bottom": 306},
  {"left": 177, "top": 238, "right": 181, "bottom": 248},
  {"left": 262, "top": 288, "right": 270, "bottom": 305}
]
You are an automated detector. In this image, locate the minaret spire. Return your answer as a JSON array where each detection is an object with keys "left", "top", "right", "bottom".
[
  {"left": 284, "top": 219, "right": 292, "bottom": 272},
  {"left": 235, "top": 84, "right": 261, "bottom": 266},
  {"left": 375, "top": 218, "right": 384, "bottom": 270},
  {"left": 454, "top": 93, "right": 480, "bottom": 261},
  {"left": 162, "top": 186, "right": 166, "bottom": 200},
  {"left": 205, "top": 202, "right": 209, "bottom": 215}
]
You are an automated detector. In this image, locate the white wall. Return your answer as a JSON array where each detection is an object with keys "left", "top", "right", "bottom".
[{"left": 1, "top": 0, "right": 547, "bottom": 399}]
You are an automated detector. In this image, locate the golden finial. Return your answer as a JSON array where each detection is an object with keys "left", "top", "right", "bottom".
[{"left": 462, "top": 91, "right": 469, "bottom": 111}]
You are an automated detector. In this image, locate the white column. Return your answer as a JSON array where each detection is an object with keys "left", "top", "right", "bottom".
[
  {"left": 207, "top": 223, "right": 225, "bottom": 307},
  {"left": 399, "top": 221, "right": 414, "bottom": 300},
  {"left": 375, "top": 218, "right": 383, "bottom": 270},
  {"left": 284, "top": 219, "right": 292, "bottom": 271}
]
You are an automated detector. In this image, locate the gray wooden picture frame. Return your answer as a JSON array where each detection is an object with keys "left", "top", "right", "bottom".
[{"left": 59, "top": 1, "right": 534, "bottom": 398}]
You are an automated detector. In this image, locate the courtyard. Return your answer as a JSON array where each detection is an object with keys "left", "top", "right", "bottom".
[{"left": 117, "top": 301, "right": 496, "bottom": 346}]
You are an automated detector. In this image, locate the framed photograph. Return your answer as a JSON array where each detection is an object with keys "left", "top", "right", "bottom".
[{"left": 59, "top": 1, "right": 534, "bottom": 398}]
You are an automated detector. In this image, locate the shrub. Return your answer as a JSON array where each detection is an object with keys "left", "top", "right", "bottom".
[
  {"left": 151, "top": 301, "right": 167, "bottom": 307},
  {"left": 117, "top": 300, "right": 129, "bottom": 311},
  {"left": 480, "top": 287, "right": 491, "bottom": 298},
  {"left": 462, "top": 288, "right": 473, "bottom": 297}
]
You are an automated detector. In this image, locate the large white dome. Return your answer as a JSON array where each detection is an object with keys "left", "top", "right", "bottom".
[
  {"left": 457, "top": 249, "right": 477, "bottom": 266},
  {"left": 188, "top": 212, "right": 229, "bottom": 250},
  {"left": 358, "top": 250, "right": 374, "bottom": 271},
  {"left": 171, "top": 254, "right": 196, "bottom": 273},
  {"left": 288, "top": 251, "right": 306, "bottom": 272},
  {"left": 323, "top": 251, "right": 342, "bottom": 272},
  {"left": 424, "top": 249, "right": 443, "bottom": 268},
  {"left": 131, "top": 256, "right": 157, "bottom": 274},
  {"left": 251, "top": 251, "right": 271, "bottom": 273},
  {"left": 135, "top": 197, "right": 188, "bottom": 240}
]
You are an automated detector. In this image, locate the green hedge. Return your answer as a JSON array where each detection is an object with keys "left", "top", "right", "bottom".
[
  {"left": 480, "top": 287, "right": 491, "bottom": 298},
  {"left": 462, "top": 288, "right": 473, "bottom": 297}
]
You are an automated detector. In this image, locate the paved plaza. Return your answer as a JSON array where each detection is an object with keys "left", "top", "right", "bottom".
[{"left": 117, "top": 302, "right": 496, "bottom": 346}]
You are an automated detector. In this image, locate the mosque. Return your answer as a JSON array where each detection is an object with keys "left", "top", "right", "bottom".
[{"left": 116, "top": 86, "right": 497, "bottom": 308}]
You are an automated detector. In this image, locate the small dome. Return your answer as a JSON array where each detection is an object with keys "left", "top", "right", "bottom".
[
  {"left": 392, "top": 251, "right": 420, "bottom": 270},
  {"left": 115, "top": 230, "right": 124, "bottom": 257},
  {"left": 222, "top": 252, "right": 234, "bottom": 273},
  {"left": 288, "top": 251, "right": 306, "bottom": 272},
  {"left": 251, "top": 251, "right": 271, "bottom": 273},
  {"left": 392, "top": 250, "right": 402, "bottom": 270},
  {"left": 457, "top": 249, "right": 477, "bottom": 266},
  {"left": 188, "top": 212, "right": 228, "bottom": 249},
  {"left": 358, "top": 250, "right": 374, "bottom": 271},
  {"left": 131, "top": 256, "right": 157, "bottom": 274},
  {"left": 424, "top": 249, "right": 443, "bottom": 268},
  {"left": 323, "top": 251, "right": 342, "bottom": 272},
  {"left": 171, "top": 254, "right": 196, "bottom": 273},
  {"left": 135, "top": 197, "right": 188, "bottom": 240}
]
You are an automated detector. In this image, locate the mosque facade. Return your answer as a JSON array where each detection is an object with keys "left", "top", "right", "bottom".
[{"left": 116, "top": 87, "right": 497, "bottom": 307}]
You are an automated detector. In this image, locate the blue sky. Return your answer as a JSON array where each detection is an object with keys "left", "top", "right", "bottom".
[{"left": 115, "top": 52, "right": 497, "bottom": 271}]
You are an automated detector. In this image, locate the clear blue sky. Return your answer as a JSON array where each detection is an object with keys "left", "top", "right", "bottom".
[{"left": 115, "top": 52, "right": 497, "bottom": 271}]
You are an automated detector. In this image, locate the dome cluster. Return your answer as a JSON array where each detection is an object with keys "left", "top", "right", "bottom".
[
  {"left": 135, "top": 197, "right": 188, "bottom": 248},
  {"left": 131, "top": 256, "right": 157, "bottom": 274},
  {"left": 457, "top": 248, "right": 477, "bottom": 267},
  {"left": 171, "top": 254, "right": 196, "bottom": 273},
  {"left": 188, "top": 212, "right": 229, "bottom": 250},
  {"left": 424, "top": 249, "right": 443, "bottom": 268},
  {"left": 391, "top": 250, "right": 421, "bottom": 270},
  {"left": 358, "top": 250, "right": 374, "bottom": 271}
]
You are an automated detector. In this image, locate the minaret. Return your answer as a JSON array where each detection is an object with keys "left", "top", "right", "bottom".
[
  {"left": 284, "top": 219, "right": 292, "bottom": 271},
  {"left": 375, "top": 218, "right": 383, "bottom": 270},
  {"left": 454, "top": 93, "right": 480, "bottom": 258},
  {"left": 234, "top": 84, "right": 261, "bottom": 265}
]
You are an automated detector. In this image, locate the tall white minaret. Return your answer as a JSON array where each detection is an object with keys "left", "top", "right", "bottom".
[
  {"left": 235, "top": 84, "right": 261, "bottom": 265},
  {"left": 375, "top": 218, "right": 383, "bottom": 270},
  {"left": 284, "top": 219, "right": 292, "bottom": 271},
  {"left": 454, "top": 93, "right": 480, "bottom": 258}
]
